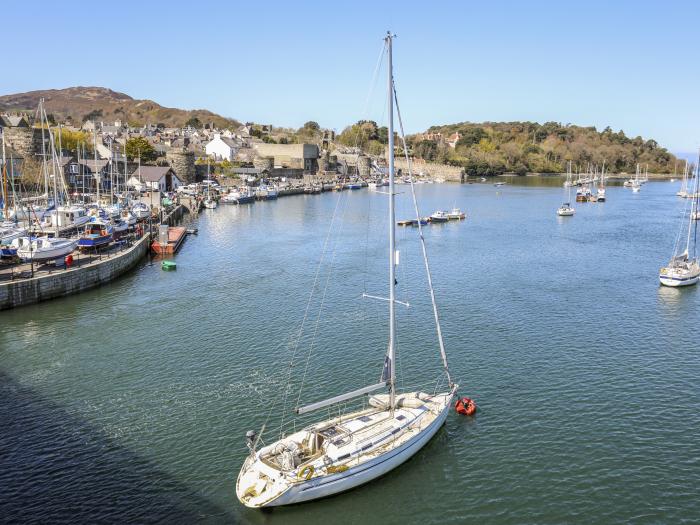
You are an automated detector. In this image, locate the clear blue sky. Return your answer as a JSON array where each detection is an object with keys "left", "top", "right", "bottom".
[{"left": 2, "top": 0, "right": 698, "bottom": 155}]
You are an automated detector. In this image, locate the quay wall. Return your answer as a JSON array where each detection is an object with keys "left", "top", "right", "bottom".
[{"left": 0, "top": 235, "right": 151, "bottom": 311}]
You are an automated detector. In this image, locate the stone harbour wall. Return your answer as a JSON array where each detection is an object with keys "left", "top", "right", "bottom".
[{"left": 0, "top": 235, "right": 151, "bottom": 310}]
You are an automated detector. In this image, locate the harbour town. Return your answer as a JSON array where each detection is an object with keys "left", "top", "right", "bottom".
[{"left": 2, "top": 3, "right": 700, "bottom": 525}]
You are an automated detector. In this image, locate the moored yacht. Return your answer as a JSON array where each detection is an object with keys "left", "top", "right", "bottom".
[
  {"left": 236, "top": 33, "right": 459, "bottom": 509},
  {"left": 12, "top": 236, "right": 78, "bottom": 262}
]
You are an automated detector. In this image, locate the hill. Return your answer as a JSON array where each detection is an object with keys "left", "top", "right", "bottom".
[
  {"left": 409, "top": 121, "right": 679, "bottom": 175},
  {"left": 0, "top": 87, "right": 240, "bottom": 130}
]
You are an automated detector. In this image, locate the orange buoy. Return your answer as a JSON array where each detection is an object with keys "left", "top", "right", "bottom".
[{"left": 455, "top": 396, "right": 477, "bottom": 416}]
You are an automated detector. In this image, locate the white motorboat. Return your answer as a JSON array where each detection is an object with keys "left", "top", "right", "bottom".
[
  {"left": 45, "top": 205, "right": 90, "bottom": 230},
  {"left": 447, "top": 207, "right": 465, "bottom": 220},
  {"left": 236, "top": 33, "right": 458, "bottom": 509},
  {"left": 221, "top": 193, "right": 239, "bottom": 204},
  {"left": 204, "top": 199, "right": 217, "bottom": 209},
  {"left": 12, "top": 236, "right": 78, "bottom": 262},
  {"left": 430, "top": 210, "right": 449, "bottom": 222}
]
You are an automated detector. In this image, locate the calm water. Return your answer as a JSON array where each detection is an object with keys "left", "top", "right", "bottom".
[{"left": 1, "top": 179, "right": 699, "bottom": 524}]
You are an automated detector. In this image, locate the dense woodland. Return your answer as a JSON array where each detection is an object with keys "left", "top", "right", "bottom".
[{"left": 407, "top": 122, "right": 679, "bottom": 175}]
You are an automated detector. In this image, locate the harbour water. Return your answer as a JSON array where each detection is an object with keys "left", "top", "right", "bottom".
[{"left": 1, "top": 179, "right": 699, "bottom": 524}]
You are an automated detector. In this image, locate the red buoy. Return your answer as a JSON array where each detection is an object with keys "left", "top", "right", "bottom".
[{"left": 455, "top": 397, "right": 477, "bottom": 416}]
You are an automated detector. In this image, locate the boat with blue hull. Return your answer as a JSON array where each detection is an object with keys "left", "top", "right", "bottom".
[{"left": 78, "top": 219, "right": 113, "bottom": 249}]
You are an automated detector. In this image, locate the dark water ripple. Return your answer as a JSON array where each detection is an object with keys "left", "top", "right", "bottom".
[{"left": 1, "top": 180, "right": 699, "bottom": 524}]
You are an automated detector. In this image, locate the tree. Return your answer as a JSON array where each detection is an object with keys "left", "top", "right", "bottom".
[
  {"left": 302, "top": 121, "right": 320, "bottom": 132},
  {"left": 53, "top": 129, "right": 92, "bottom": 155},
  {"left": 125, "top": 136, "right": 158, "bottom": 163},
  {"left": 82, "top": 109, "right": 103, "bottom": 123},
  {"left": 185, "top": 116, "right": 202, "bottom": 129}
]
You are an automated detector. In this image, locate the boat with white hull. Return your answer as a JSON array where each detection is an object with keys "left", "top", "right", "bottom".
[
  {"left": 236, "top": 33, "right": 459, "bottom": 509},
  {"left": 12, "top": 236, "right": 78, "bottom": 262},
  {"left": 660, "top": 153, "right": 700, "bottom": 287},
  {"left": 237, "top": 390, "right": 454, "bottom": 507}
]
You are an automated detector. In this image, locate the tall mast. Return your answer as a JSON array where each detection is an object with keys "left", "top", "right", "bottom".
[
  {"left": 386, "top": 32, "right": 396, "bottom": 410},
  {"left": 2, "top": 132, "right": 7, "bottom": 220},
  {"left": 93, "top": 130, "right": 100, "bottom": 203}
]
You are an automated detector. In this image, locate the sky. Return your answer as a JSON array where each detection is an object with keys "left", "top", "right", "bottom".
[{"left": 2, "top": 0, "right": 699, "bottom": 155}]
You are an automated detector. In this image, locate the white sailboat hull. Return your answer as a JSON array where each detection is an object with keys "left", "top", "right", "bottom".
[
  {"left": 237, "top": 389, "right": 456, "bottom": 508},
  {"left": 270, "top": 396, "right": 452, "bottom": 506}
]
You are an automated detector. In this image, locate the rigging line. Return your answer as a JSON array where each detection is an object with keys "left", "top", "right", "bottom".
[
  {"left": 360, "top": 41, "right": 388, "bottom": 126},
  {"left": 271, "top": 184, "right": 348, "bottom": 437},
  {"left": 392, "top": 80, "right": 453, "bottom": 388},
  {"left": 295, "top": 187, "right": 353, "bottom": 410}
]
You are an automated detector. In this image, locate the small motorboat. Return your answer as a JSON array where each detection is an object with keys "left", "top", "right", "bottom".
[
  {"left": 111, "top": 219, "right": 129, "bottom": 237},
  {"left": 186, "top": 228, "right": 199, "bottom": 235},
  {"left": 204, "top": 199, "right": 217, "bottom": 209},
  {"left": 430, "top": 210, "right": 449, "bottom": 223},
  {"left": 557, "top": 203, "right": 575, "bottom": 217},
  {"left": 493, "top": 181, "right": 506, "bottom": 187},
  {"left": 161, "top": 260, "right": 177, "bottom": 271},
  {"left": 447, "top": 207, "right": 465, "bottom": 220},
  {"left": 78, "top": 219, "right": 113, "bottom": 249}
]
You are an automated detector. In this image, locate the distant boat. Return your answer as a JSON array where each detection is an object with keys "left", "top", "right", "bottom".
[
  {"left": 430, "top": 210, "right": 449, "bottom": 222},
  {"left": 221, "top": 193, "right": 239, "bottom": 204},
  {"left": 494, "top": 181, "right": 506, "bottom": 187},
  {"left": 660, "top": 156, "right": 700, "bottom": 287},
  {"left": 447, "top": 207, "right": 465, "bottom": 220},
  {"left": 558, "top": 163, "right": 576, "bottom": 216},
  {"left": 204, "top": 199, "right": 217, "bottom": 209}
]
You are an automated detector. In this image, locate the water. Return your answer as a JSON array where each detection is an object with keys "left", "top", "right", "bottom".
[{"left": 2, "top": 179, "right": 699, "bottom": 524}]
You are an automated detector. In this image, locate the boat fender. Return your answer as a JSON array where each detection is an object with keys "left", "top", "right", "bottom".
[
  {"left": 100, "top": 230, "right": 107, "bottom": 236},
  {"left": 299, "top": 465, "right": 314, "bottom": 481},
  {"left": 455, "top": 397, "right": 477, "bottom": 416}
]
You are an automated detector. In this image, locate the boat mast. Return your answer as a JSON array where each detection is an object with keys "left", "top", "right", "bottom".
[
  {"left": 386, "top": 31, "right": 397, "bottom": 410},
  {"left": 93, "top": 130, "right": 100, "bottom": 203},
  {"left": 2, "top": 133, "right": 7, "bottom": 220}
]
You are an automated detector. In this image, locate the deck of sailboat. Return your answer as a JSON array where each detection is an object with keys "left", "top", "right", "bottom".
[{"left": 237, "top": 390, "right": 453, "bottom": 507}]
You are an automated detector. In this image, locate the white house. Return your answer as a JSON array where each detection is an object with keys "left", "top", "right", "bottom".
[
  {"left": 127, "top": 166, "right": 182, "bottom": 192},
  {"left": 205, "top": 133, "right": 239, "bottom": 161}
]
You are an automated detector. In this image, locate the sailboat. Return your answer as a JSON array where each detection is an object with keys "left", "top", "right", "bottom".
[
  {"left": 677, "top": 161, "right": 689, "bottom": 197},
  {"left": 557, "top": 161, "right": 575, "bottom": 216},
  {"left": 204, "top": 160, "right": 217, "bottom": 209},
  {"left": 236, "top": 33, "right": 458, "bottom": 508},
  {"left": 660, "top": 154, "right": 700, "bottom": 287},
  {"left": 596, "top": 162, "right": 606, "bottom": 202}
]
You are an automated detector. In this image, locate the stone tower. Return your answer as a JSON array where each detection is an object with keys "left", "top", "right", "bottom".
[
  {"left": 166, "top": 148, "right": 195, "bottom": 183},
  {"left": 3, "top": 127, "right": 44, "bottom": 159}
]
